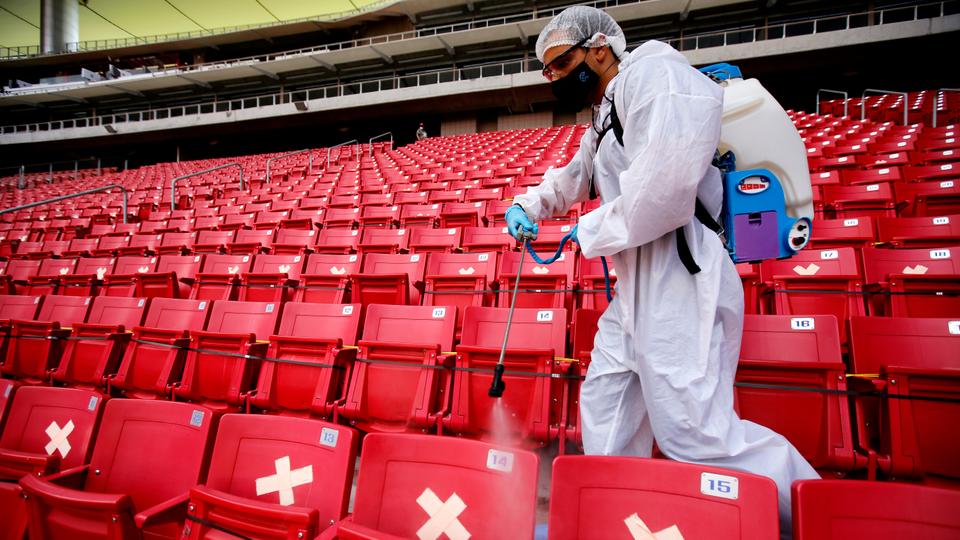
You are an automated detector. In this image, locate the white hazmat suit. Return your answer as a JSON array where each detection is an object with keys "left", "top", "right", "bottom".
[{"left": 513, "top": 39, "right": 818, "bottom": 533}]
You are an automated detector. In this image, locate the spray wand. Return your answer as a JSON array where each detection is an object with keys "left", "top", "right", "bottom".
[{"left": 488, "top": 230, "right": 533, "bottom": 398}]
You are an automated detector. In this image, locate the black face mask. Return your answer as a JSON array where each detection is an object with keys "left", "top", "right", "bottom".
[{"left": 551, "top": 60, "right": 600, "bottom": 112}]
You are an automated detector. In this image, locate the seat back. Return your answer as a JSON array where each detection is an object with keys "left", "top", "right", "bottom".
[
  {"left": 156, "top": 254, "right": 203, "bottom": 281},
  {"left": 348, "top": 434, "right": 538, "bottom": 539},
  {"left": 249, "top": 254, "right": 305, "bottom": 279},
  {"left": 362, "top": 304, "right": 455, "bottom": 350},
  {"left": 0, "top": 387, "right": 104, "bottom": 474},
  {"left": 850, "top": 316, "right": 960, "bottom": 373},
  {"left": 315, "top": 228, "right": 360, "bottom": 254},
  {"left": 86, "top": 296, "right": 147, "bottom": 328},
  {"left": 807, "top": 217, "right": 876, "bottom": 249},
  {"left": 549, "top": 456, "right": 779, "bottom": 540},
  {"left": 861, "top": 246, "right": 960, "bottom": 317},
  {"left": 498, "top": 250, "right": 575, "bottom": 311},
  {"left": 877, "top": 215, "right": 960, "bottom": 247},
  {"left": 0, "top": 294, "right": 41, "bottom": 323},
  {"left": 205, "top": 300, "right": 280, "bottom": 339},
  {"left": 460, "top": 306, "right": 566, "bottom": 352},
  {"left": 142, "top": 298, "right": 211, "bottom": 332},
  {"left": 355, "top": 253, "right": 427, "bottom": 306},
  {"left": 200, "top": 254, "right": 252, "bottom": 275},
  {"left": 277, "top": 302, "right": 361, "bottom": 343},
  {"left": 36, "top": 295, "right": 91, "bottom": 326},
  {"left": 112, "top": 255, "right": 156, "bottom": 275},
  {"left": 409, "top": 227, "right": 462, "bottom": 253},
  {"left": 462, "top": 226, "right": 512, "bottom": 252},
  {"left": 198, "top": 415, "right": 357, "bottom": 530},
  {"left": 359, "top": 228, "right": 409, "bottom": 253},
  {"left": 793, "top": 480, "right": 960, "bottom": 539}
]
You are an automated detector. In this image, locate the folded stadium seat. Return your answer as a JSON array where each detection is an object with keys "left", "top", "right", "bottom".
[
  {"left": 2, "top": 259, "right": 40, "bottom": 294},
  {"left": 760, "top": 247, "right": 866, "bottom": 345},
  {"left": 50, "top": 296, "right": 146, "bottom": 392},
  {"left": 428, "top": 189, "right": 464, "bottom": 204},
  {"left": 23, "top": 257, "right": 77, "bottom": 295},
  {"left": 193, "top": 229, "right": 233, "bottom": 253},
  {"left": 876, "top": 214, "right": 960, "bottom": 248},
  {"left": 792, "top": 479, "right": 960, "bottom": 540},
  {"left": 272, "top": 228, "right": 317, "bottom": 254},
  {"left": 549, "top": 455, "right": 778, "bottom": 539},
  {"left": 254, "top": 210, "right": 289, "bottom": 230},
  {"left": 250, "top": 303, "right": 360, "bottom": 418},
  {"left": 849, "top": 316, "right": 960, "bottom": 480},
  {"left": 0, "top": 294, "right": 42, "bottom": 360},
  {"left": 153, "top": 231, "right": 195, "bottom": 255},
  {"left": 0, "top": 387, "right": 106, "bottom": 540},
  {"left": 221, "top": 212, "right": 256, "bottom": 231},
  {"left": 109, "top": 298, "right": 212, "bottom": 400},
  {"left": 529, "top": 224, "right": 578, "bottom": 254},
  {"left": 237, "top": 254, "right": 304, "bottom": 303},
  {"left": 736, "top": 314, "right": 863, "bottom": 473},
  {"left": 444, "top": 306, "right": 568, "bottom": 447},
  {"left": 484, "top": 200, "right": 515, "bottom": 226},
  {"left": 861, "top": 246, "right": 960, "bottom": 317},
  {"left": 498, "top": 250, "right": 575, "bottom": 314},
  {"left": 190, "top": 254, "right": 252, "bottom": 301},
  {"left": 577, "top": 255, "right": 617, "bottom": 312},
  {"left": 339, "top": 304, "right": 456, "bottom": 433},
  {"left": 19, "top": 399, "right": 215, "bottom": 540},
  {"left": 816, "top": 154, "right": 861, "bottom": 172},
  {"left": 314, "top": 228, "right": 360, "bottom": 254},
  {"left": 55, "top": 256, "right": 114, "bottom": 297},
  {"left": 840, "top": 166, "right": 903, "bottom": 186},
  {"left": 101, "top": 255, "right": 156, "bottom": 297},
  {"left": 440, "top": 201, "right": 486, "bottom": 228},
  {"left": 565, "top": 308, "right": 602, "bottom": 451},
  {"left": 323, "top": 208, "right": 360, "bottom": 229},
  {"left": 159, "top": 219, "right": 192, "bottom": 233},
  {"left": 174, "top": 300, "right": 281, "bottom": 414},
  {"left": 350, "top": 253, "right": 426, "bottom": 307},
  {"left": 182, "top": 415, "right": 358, "bottom": 540},
  {"left": 905, "top": 162, "right": 959, "bottom": 182},
  {"left": 228, "top": 228, "right": 275, "bottom": 255},
  {"left": 2, "top": 295, "right": 92, "bottom": 385},
  {"left": 398, "top": 203, "right": 441, "bottom": 227},
  {"left": 137, "top": 222, "right": 168, "bottom": 235},
  {"left": 117, "top": 232, "right": 162, "bottom": 255},
  {"left": 320, "top": 433, "right": 537, "bottom": 539},
  {"left": 409, "top": 227, "right": 462, "bottom": 253},
  {"left": 918, "top": 148, "right": 959, "bottom": 164},
  {"left": 133, "top": 254, "right": 202, "bottom": 299},
  {"left": 295, "top": 254, "right": 359, "bottom": 304},
  {"left": 737, "top": 263, "right": 763, "bottom": 314},
  {"left": 358, "top": 227, "right": 410, "bottom": 254},
  {"left": 91, "top": 234, "right": 131, "bottom": 256},
  {"left": 12, "top": 240, "right": 43, "bottom": 258},
  {"left": 462, "top": 225, "right": 514, "bottom": 252},
  {"left": 823, "top": 182, "right": 897, "bottom": 219},
  {"left": 328, "top": 195, "right": 360, "bottom": 209},
  {"left": 807, "top": 217, "right": 877, "bottom": 249},
  {"left": 393, "top": 191, "right": 429, "bottom": 206},
  {"left": 464, "top": 187, "right": 504, "bottom": 203},
  {"left": 422, "top": 252, "right": 498, "bottom": 336},
  {"left": 191, "top": 215, "right": 226, "bottom": 232},
  {"left": 38, "top": 240, "right": 70, "bottom": 257},
  {"left": 896, "top": 180, "right": 960, "bottom": 217},
  {"left": 358, "top": 205, "right": 400, "bottom": 229}
]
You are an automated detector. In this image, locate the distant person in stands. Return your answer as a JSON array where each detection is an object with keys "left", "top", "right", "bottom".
[
  {"left": 416, "top": 123, "right": 428, "bottom": 141},
  {"left": 505, "top": 6, "right": 817, "bottom": 537}
]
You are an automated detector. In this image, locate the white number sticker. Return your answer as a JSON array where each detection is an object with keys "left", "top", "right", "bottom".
[
  {"left": 486, "top": 449, "right": 515, "bottom": 473},
  {"left": 701, "top": 472, "right": 739, "bottom": 500},
  {"left": 930, "top": 249, "right": 951, "bottom": 260},
  {"left": 432, "top": 308, "right": 446, "bottom": 318},
  {"left": 342, "top": 305, "right": 354, "bottom": 316},
  {"left": 265, "top": 304, "right": 275, "bottom": 313},
  {"left": 190, "top": 410, "right": 205, "bottom": 427},
  {"left": 948, "top": 321, "right": 960, "bottom": 335},
  {"left": 242, "top": 256, "right": 250, "bottom": 262},
  {"left": 478, "top": 254, "right": 489, "bottom": 261},
  {"left": 843, "top": 219, "right": 859, "bottom": 227},
  {"left": 943, "top": 181, "right": 956, "bottom": 188},
  {"left": 561, "top": 225, "right": 571, "bottom": 232},
  {"left": 933, "top": 217, "right": 950, "bottom": 225},
  {"left": 88, "top": 396, "right": 99, "bottom": 411},
  {"left": 349, "top": 255, "right": 358, "bottom": 262},
  {"left": 820, "top": 250, "right": 839, "bottom": 260},
  {"left": 198, "top": 301, "right": 207, "bottom": 310},
  {"left": 536, "top": 311, "right": 553, "bottom": 322},
  {"left": 398, "top": 229, "right": 406, "bottom": 236},
  {"left": 449, "top": 229, "right": 457, "bottom": 235},
  {"left": 410, "top": 254, "right": 420, "bottom": 262},
  {"left": 137, "top": 299, "right": 145, "bottom": 307},
  {"left": 319, "top": 427, "right": 339, "bottom": 448},
  {"left": 790, "top": 318, "right": 815, "bottom": 331},
  {"left": 3, "top": 384, "right": 11, "bottom": 397},
  {"left": 194, "top": 256, "right": 201, "bottom": 262},
  {"left": 865, "top": 184, "right": 880, "bottom": 192},
  {"left": 941, "top": 164, "right": 953, "bottom": 171}
]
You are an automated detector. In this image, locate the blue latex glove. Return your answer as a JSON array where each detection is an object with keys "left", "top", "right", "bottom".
[
  {"left": 505, "top": 204, "right": 538, "bottom": 241},
  {"left": 569, "top": 224, "right": 579, "bottom": 245}
]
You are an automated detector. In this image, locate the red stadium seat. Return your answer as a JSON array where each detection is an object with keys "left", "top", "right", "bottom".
[
  {"left": 296, "top": 253, "right": 359, "bottom": 304},
  {"left": 577, "top": 255, "right": 616, "bottom": 311},
  {"left": 440, "top": 202, "right": 486, "bottom": 228},
  {"left": 823, "top": 183, "right": 896, "bottom": 219},
  {"left": 20, "top": 399, "right": 214, "bottom": 540},
  {"left": 194, "top": 229, "right": 234, "bottom": 253},
  {"left": 51, "top": 296, "right": 147, "bottom": 391},
  {"left": 314, "top": 228, "right": 360, "bottom": 254},
  {"left": 183, "top": 415, "right": 358, "bottom": 540},
  {"left": 849, "top": 316, "right": 960, "bottom": 479},
  {"left": 101, "top": 255, "right": 156, "bottom": 297},
  {"left": 238, "top": 254, "right": 305, "bottom": 303},
  {"left": 24, "top": 257, "right": 77, "bottom": 295},
  {"left": 549, "top": 456, "right": 779, "bottom": 540},
  {"left": 0, "top": 387, "right": 105, "bottom": 540},
  {"left": 444, "top": 307, "right": 567, "bottom": 447},
  {"left": 895, "top": 179, "right": 960, "bottom": 217},
  {"left": 399, "top": 203, "right": 441, "bottom": 227},
  {"left": 135, "top": 254, "right": 202, "bottom": 299},
  {"left": 174, "top": 300, "right": 281, "bottom": 414},
  {"left": 323, "top": 434, "right": 538, "bottom": 540},
  {"left": 462, "top": 226, "right": 513, "bottom": 252},
  {"left": 876, "top": 214, "right": 960, "bottom": 248},
  {"left": 422, "top": 252, "right": 498, "bottom": 335},
  {"left": 57, "top": 256, "right": 115, "bottom": 296},
  {"left": 861, "top": 246, "right": 960, "bottom": 317},
  {"left": 2, "top": 259, "right": 40, "bottom": 294},
  {"left": 359, "top": 205, "right": 400, "bottom": 228},
  {"left": 498, "top": 250, "right": 575, "bottom": 313},
  {"left": 736, "top": 314, "right": 862, "bottom": 472},
  {"left": 2, "top": 295, "right": 91, "bottom": 384},
  {"left": 250, "top": 303, "right": 361, "bottom": 418},
  {"left": 229, "top": 228, "right": 275, "bottom": 254},
  {"left": 792, "top": 479, "right": 960, "bottom": 540},
  {"left": 807, "top": 217, "right": 877, "bottom": 249},
  {"left": 409, "top": 226, "right": 462, "bottom": 253},
  {"left": 358, "top": 227, "right": 409, "bottom": 254},
  {"left": 351, "top": 253, "right": 427, "bottom": 306},
  {"left": 110, "top": 298, "right": 211, "bottom": 400},
  {"left": 323, "top": 208, "right": 360, "bottom": 229},
  {"left": 340, "top": 304, "right": 456, "bottom": 433},
  {"left": 272, "top": 228, "right": 318, "bottom": 254},
  {"left": 190, "top": 254, "right": 252, "bottom": 301},
  {"left": 566, "top": 308, "right": 602, "bottom": 451}
]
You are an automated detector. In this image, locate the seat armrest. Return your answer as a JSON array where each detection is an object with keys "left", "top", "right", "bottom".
[
  {"left": 20, "top": 472, "right": 131, "bottom": 512},
  {"left": 135, "top": 492, "right": 189, "bottom": 528},
  {"left": 336, "top": 519, "right": 408, "bottom": 540},
  {"left": 188, "top": 485, "right": 316, "bottom": 524}
]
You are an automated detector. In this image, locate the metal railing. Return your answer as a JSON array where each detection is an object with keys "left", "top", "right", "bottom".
[
  {"left": 816, "top": 89, "right": 849, "bottom": 117},
  {"left": 170, "top": 163, "right": 243, "bottom": 211},
  {"left": 266, "top": 149, "right": 314, "bottom": 184},
  {"left": 368, "top": 132, "right": 393, "bottom": 157},
  {"left": 0, "top": 185, "right": 129, "bottom": 223},
  {"left": 862, "top": 89, "right": 908, "bottom": 125},
  {"left": 1, "top": 0, "right": 954, "bottom": 135},
  {"left": 327, "top": 140, "right": 360, "bottom": 169},
  {"left": 933, "top": 88, "right": 960, "bottom": 127}
]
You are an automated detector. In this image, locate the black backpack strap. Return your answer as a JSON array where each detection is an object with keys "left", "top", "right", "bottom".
[{"left": 675, "top": 225, "right": 701, "bottom": 275}]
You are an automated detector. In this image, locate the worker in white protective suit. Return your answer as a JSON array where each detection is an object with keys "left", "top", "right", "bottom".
[{"left": 508, "top": 6, "right": 818, "bottom": 537}]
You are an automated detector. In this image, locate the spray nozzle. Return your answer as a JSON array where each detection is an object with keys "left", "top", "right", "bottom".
[{"left": 488, "top": 363, "right": 506, "bottom": 398}]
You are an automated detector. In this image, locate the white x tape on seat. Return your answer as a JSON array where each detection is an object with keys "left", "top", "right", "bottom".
[
  {"left": 44, "top": 420, "right": 75, "bottom": 458},
  {"left": 416, "top": 488, "right": 470, "bottom": 540},
  {"left": 255, "top": 456, "right": 313, "bottom": 507},
  {"left": 625, "top": 513, "right": 684, "bottom": 540}
]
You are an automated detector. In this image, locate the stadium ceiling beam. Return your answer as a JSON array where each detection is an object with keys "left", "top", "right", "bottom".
[
  {"left": 250, "top": 65, "right": 280, "bottom": 81},
  {"left": 177, "top": 74, "right": 212, "bottom": 89},
  {"left": 106, "top": 84, "right": 144, "bottom": 98},
  {"left": 53, "top": 93, "right": 88, "bottom": 104},
  {"left": 679, "top": 0, "right": 693, "bottom": 22},
  {"left": 308, "top": 54, "right": 338, "bottom": 72},
  {"left": 436, "top": 36, "right": 455, "bottom": 56},
  {"left": 516, "top": 24, "right": 528, "bottom": 46},
  {"left": 369, "top": 45, "right": 393, "bottom": 64}
]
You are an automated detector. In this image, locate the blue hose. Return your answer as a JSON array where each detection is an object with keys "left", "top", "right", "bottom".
[{"left": 523, "top": 232, "right": 613, "bottom": 303}]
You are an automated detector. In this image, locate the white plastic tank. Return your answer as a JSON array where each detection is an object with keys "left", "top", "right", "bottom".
[{"left": 717, "top": 77, "right": 814, "bottom": 219}]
